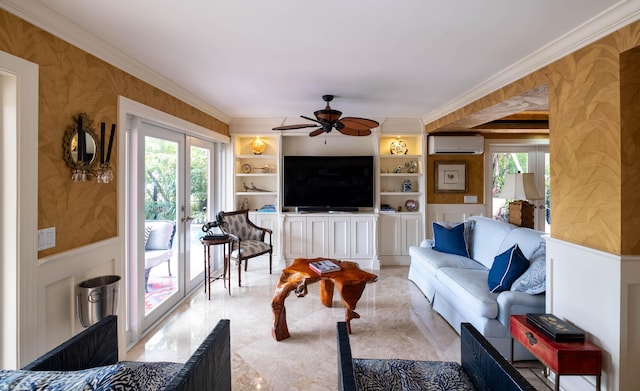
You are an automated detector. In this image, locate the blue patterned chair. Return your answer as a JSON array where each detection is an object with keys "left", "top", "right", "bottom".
[
  {"left": 5, "top": 316, "right": 232, "bottom": 391},
  {"left": 337, "top": 322, "right": 535, "bottom": 391},
  {"left": 218, "top": 210, "right": 273, "bottom": 286}
]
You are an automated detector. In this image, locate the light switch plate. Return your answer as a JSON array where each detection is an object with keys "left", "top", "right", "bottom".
[
  {"left": 37, "top": 227, "right": 56, "bottom": 250},
  {"left": 464, "top": 195, "right": 478, "bottom": 204}
]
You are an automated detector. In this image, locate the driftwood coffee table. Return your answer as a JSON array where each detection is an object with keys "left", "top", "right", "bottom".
[{"left": 271, "top": 257, "right": 378, "bottom": 341}]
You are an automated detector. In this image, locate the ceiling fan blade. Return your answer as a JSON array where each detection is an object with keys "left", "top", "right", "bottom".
[
  {"left": 339, "top": 127, "right": 372, "bottom": 137},
  {"left": 301, "top": 115, "right": 321, "bottom": 124},
  {"left": 339, "top": 117, "right": 380, "bottom": 130},
  {"left": 309, "top": 128, "right": 325, "bottom": 137},
  {"left": 272, "top": 123, "right": 319, "bottom": 131}
]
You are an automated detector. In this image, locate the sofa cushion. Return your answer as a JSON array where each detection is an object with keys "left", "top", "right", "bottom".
[
  {"left": 432, "top": 222, "right": 469, "bottom": 257},
  {"left": 511, "top": 242, "right": 546, "bottom": 294},
  {"left": 0, "top": 361, "right": 182, "bottom": 391},
  {"left": 436, "top": 267, "right": 499, "bottom": 319},
  {"left": 352, "top": 358, "right": 475, "bottom": 391},
  {"left": 409, "top": 246, "right": 486, "bottom": 275},
  {"left": 497, "top": 227, "right": 544, "bottom": 259},
  {"left": 467, "top": 216, "right": 514, "bottom": 269},
  {"left": 231, "top": 239, "right": 271, "bottom": 259},
  {"left": 488, "top": 244, "right": 529, "bottom": 293},
  {"left": 145, "top": 221, "right": 175, "bottom": 251}
]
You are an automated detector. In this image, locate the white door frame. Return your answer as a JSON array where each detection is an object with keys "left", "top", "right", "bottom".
[
  {"left": 0, "top": 51, "right": 38, "bottom": 368},
  {"left": 484, "top": 139, "right": 549, "bottom": 230},
  {"left": 118, "top": 96, "right": 229, "bottom": 346}
]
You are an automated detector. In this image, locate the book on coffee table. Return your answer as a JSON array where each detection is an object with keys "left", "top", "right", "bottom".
[
  {"left": 309, "top": 260, "right": 341, "bottom": 275},
  {"left": 526, "top": 313, "right": 585, "bottom": 342}
]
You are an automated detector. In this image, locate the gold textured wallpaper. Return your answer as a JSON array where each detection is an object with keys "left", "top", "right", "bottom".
[
  {"left": 426, "top": 154, "right": 484, "bottom": 204},
  {"left": 426, "top": 20, "right": 640, "bottom": 255},
  {"left": 0, "top": 9, "right": 228, "bottom": 257}
]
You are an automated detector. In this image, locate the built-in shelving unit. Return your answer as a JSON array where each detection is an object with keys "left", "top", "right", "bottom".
[
  {"left": 378, "top": 135, "right": 424, "bottom": 213},
  {"left": 376, "top": 131, "right": 425, "bottom": 264},
  {"left": 229, "top": 118, "right": 426, "bottom": 267},
  {"left": 232, "top": 135, "right": 278, "bottom": 212}
]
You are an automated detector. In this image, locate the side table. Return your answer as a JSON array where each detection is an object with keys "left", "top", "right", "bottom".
[
  {"left": 510, "top": 314, "right": 602, "bottom": 391},
  {"left": 200, "top": 236, "right": 234, "bottom": 299}
]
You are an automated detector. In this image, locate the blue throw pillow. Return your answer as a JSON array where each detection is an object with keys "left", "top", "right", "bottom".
[
  {"left": 488, "top": 244, "right": 529, "bottom": 293},
  {"left": 432, "top": 222, "right": 469, "bottom": 257}
]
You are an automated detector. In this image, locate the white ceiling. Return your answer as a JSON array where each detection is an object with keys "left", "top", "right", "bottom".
[{"left": 5, "top": 0, "right": 640, "bottom": 124}]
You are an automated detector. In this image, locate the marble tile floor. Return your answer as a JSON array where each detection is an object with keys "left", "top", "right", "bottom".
[{"left": 127, "top": 263, "right": 553, "bottom": 390}]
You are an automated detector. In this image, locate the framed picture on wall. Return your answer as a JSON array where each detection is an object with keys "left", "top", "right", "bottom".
[{"left": 435, "top": 161, "right": 468, "bottom": 193}]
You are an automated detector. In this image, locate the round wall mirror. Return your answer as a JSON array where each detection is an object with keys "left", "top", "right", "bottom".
[{"left": 63, "top": 113, "right": 101, "bottom": 170}]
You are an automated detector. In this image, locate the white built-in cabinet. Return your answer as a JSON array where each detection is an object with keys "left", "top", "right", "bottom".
[
  {"left": 248, "top": 211, "right": 279, "bottom": 259},
  {"left": 379, "top": 214, "right": 422, "bottom": 259},
  {"left": 283, "top": 214, "right": 375, "bottom": 262},
  {"left": 229, "top": 118, "right": 426, "bottom": 267}
]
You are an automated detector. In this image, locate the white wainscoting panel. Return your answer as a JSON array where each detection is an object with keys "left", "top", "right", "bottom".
[
  {"left": 30, "top": 237, "right": 124, "bottom": 365},
  {"left": 425, "top": 204, "right": 485, "bottom": 238},
  {"left": 547, "top": 237, "right": 640, "bottom": 391}
]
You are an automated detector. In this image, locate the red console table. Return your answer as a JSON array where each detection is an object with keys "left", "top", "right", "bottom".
[{"left": 510, "top": 314, "right": 602, "bottom": 391}]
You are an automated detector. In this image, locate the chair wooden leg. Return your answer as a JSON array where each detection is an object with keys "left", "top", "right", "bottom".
[
  {"left": 269, "top": 252, "right": 272, "bottom": 274},
  {"left": 244, "top": 259, "right": 248, "bottom": 272}
]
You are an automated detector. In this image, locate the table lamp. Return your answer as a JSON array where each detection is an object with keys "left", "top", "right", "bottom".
[{"left": 498, "top": 172, "right": 543, "bottom": 229}]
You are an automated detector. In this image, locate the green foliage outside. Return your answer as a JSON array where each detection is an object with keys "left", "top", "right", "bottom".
[
  {"left": 144, "top": 138, "right": 209, "bottom": 223},
  {"left": 492, "top": 152, "right": 550, "bottom": 223}
]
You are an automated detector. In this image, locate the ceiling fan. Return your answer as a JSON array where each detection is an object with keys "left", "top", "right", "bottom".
[{"left": 272, "top": 95, "right": 379, "bottom": 137}]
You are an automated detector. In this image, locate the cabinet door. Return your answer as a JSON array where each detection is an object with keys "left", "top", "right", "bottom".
[
  {"left": 250, "top": 212, "right": 279, "bottom": 258},
  {"left": 350, "top": 216, "right": 374, "bottom": 259},
  {"left": 401, "top": 215, "right": 422, "bottom": 255},
  {"left": 284, "top": 216, "right": 306, "bottom": 259},
  {"left": 329, "top": 217, "right": 350, "bottom": 259},
  {"left": 379, "top": 214, "right": 402, "bottom": 255},
  {"left": 306, "top": 216, "right": 328, "bottom": 258}
]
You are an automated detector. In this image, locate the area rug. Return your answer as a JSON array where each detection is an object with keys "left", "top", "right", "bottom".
[{"left": 145, "top": 276, "right": 177, "bottom": 311}]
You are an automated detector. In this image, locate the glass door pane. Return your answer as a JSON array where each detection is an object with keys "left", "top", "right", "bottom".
[
  {"left": 185, "top": 138, "right": 212, "bottom": 292},
  {"left": 490, "top": 145, "right": 549, "bottom": 232},
  {"left": 143, "top": 134, "right": 183, "bottom": 321},
  {"left": 491, "top": 150, "right": 529, "bottom": 222}
]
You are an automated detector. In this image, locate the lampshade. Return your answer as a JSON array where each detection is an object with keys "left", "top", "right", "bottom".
[{"left": 498, "top": 173, "right": 543, "bottom": 200}]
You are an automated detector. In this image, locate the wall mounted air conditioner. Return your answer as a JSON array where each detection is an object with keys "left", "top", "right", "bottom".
[{"left": 427, "top": 135, "right": 484, "bottom": 155}]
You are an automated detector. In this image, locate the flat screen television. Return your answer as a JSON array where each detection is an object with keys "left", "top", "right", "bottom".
[{"left": 283, "top": 155, "right": 374, "bottom": 212}]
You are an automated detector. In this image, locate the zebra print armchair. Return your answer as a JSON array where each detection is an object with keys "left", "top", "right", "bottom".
[{"left": 218, "top": 210, "right": 273, "bottom": 287}]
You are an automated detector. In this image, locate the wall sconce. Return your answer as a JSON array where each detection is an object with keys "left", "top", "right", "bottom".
[
  {"left": 498, "top": 172, "right": 543, "bottom": 228},
  {"left": 63, "top": 113, "right": 115, "bottom": 183},
  {"left": 251, "top": 136, "right": 266, "bottom": 155}
]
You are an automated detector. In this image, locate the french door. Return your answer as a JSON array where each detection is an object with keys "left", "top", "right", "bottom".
[
  {"left": 488, "top": 144, "right": 550, "bottom": 232},
  {"left": 127, "top": 117, "right": 221, "bottom": 338}
]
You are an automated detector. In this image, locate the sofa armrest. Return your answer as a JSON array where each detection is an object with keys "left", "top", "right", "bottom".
[
  {"left": 163, "top": 319, "right": 231, "bottom": 391},
  {"left": 420, "top": 239, "right": 433, "bottom": 248},
  {"left": 496, "top": 291, "right": 546, "bottom": 328},
  {"left": 461, "top": 323, "right": 535, "bottom": 390},
  {"left": 22, "top": 315, "right": 118, "bottom": 371},
  {"left": 336, "top": 322, "right": 357, "bottom": 391}
]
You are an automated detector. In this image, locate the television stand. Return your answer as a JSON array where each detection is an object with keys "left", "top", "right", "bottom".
[{"left": 296, "top": 207, "right": 358, "bottom": 213}]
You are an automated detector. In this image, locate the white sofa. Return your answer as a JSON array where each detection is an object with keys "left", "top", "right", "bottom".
[{"left": 408, "top": 216, "right": 546, "bottom": 360}]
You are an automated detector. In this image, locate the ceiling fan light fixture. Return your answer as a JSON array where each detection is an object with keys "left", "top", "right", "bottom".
[
  {"left": 272, "top": 95, "right": 378, "bottom": 137},
  {"left": 314, "top": 109, "right": 342, "bottom": 122}
]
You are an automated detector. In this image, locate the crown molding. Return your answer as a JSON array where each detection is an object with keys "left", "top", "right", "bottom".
[
  {"left": 0, "top": 0, "right": 231, "bottom": 124},
  {"left": 422, "top": 0, "right": 640, "bottom": 125}
]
